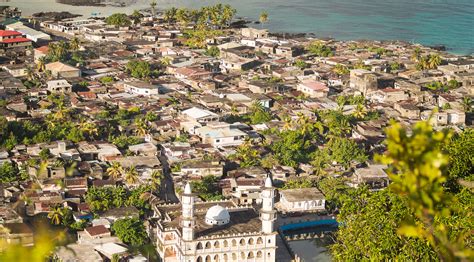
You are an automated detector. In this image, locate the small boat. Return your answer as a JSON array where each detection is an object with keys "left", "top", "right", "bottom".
[{"left": 91, "top": 12, "right": 101, "bottom": 16}]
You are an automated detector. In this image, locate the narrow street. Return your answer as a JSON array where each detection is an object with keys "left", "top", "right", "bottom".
[{"left": 158, "top": 154, "right": 179, "bottom": 203}]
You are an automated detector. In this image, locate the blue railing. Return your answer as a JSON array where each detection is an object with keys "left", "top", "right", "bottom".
[{"left": 279, "top": 219, "right": 338, "bottom": 232}]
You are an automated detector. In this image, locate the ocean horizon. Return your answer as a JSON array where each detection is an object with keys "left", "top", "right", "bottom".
[{"left": 5, "top": 0, "right": 474, "bottom": 55}]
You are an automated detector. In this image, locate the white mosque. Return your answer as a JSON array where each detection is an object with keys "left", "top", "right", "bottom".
[{"left": 153, "top": 176, "right": 277, "bottom": 262}]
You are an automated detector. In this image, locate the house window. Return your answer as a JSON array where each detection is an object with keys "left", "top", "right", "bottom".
[
  {"left": 234, "top": 136, "right": 239, "bottom": 140},
  {"left": 215, "top": 139, "right": 220, "bottom": 143}
]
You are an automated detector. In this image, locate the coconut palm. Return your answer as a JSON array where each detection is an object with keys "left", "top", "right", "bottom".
[
  {"left": 25, "top": 66, "right": 34, "bottom": 81},
  {"left": 164, "top": 7, "right": 177, "bottom": 24},
  {"left": 230, "top": 104, "right": 239, "bottom": 116},
  {"left": 53, "top": 101, "right": 70, "bottom": 121},
  {"left": 78, "top": 120, "right": 98, "bottom": 139},
  {"left": 283, "top": 116, "right": 293, "bottom": 130},
  {"left": 37, "top": 56, "right": 46, "bottom": 72},
  {"left": 176, "top": 8, "right": 190, "bottom": 26},
  {"left": 47, "top": 206, "right": 65, "bottom": 225},
  {"left": 48, "top": 41, "right": 68, "bottom": 62},
  {"left": 462, "top": 97, "right": 472, "bottom": 112},
  {"left": 150, "top": 0, "right": 157, "bottom": 18},
  {"left": 259, "top": 11, "right": 268, "bottom": 28},
  {"left": 124, "top": 166, "right": 139, "bottom": 185},
  {"left": 222, "top": 4, "right": 236, "bottom": 28},
  {"left": 428, "top": 54, "right": 442, "bottom": 69},
  {"left": 160, "top": 56, "right": 172, "bottom": 66},
  {"left": 411, "top": 47, "right": 422, "bottom": 62},
  {"left": 150, "top": 169, "right": 163, "bottom": 192},
  {"left": 134, "top": 117, "right": 150, "bottom": 137},
  {"left": 352, "top": 103, "right": 368, "bottom": 119},
  {"left": 69, "top": 37, "right": 80, "bottom": 52},
  {"left": 107, "top": 162, "right": 124, "bottom": 180}
]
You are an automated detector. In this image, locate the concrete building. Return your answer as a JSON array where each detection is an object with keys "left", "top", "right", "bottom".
[
  {"left": 277, "top": 187, "right": 326, "bottom": 213},
  {"left": 45, "top": 62, "right": 81, "bottom": 78},
  {"left": 154, "top": 178, "right": 277, "bottom": 261}
]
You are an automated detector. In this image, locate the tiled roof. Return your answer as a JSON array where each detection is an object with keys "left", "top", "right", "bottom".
[
  {"left": 1, "top": 37, "right": 31, "bottom": 44},
  {"left": 0, "top": 30, "right": 22, "bottom": 37}
]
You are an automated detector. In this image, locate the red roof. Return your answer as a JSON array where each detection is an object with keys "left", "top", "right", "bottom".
[
  {"left": 1, "top": 37, "right": 31, "bottom": 44},
  {"left": 0, "top": 30, "right": 22, "bottom": 37},
  {"left": 35, "top": 46, "right": 49, "bottom": 53}
]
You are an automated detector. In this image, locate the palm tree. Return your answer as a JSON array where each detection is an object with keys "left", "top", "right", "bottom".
[
  {"left": 230, "top": 104, "right": 238, "bottom": 116},
  {"left": 25, "top": 66, "right": 34, "bottom": 81},
  {"left": 462, "top": 97, "right": 472, "bottom": 112},
  {"left": 428, "top": 54, "right": 442, "bottom": 69},
  {"left": 411, "top": 47, "right": 422, "bottom": 62},
  {"left": 124, "top": 166, "right": 139, "bottom": 185},
  {"left": 150, "top": 0, "right": 157, "bottom": 18},
  {"left": 47, "top": 206, "right": 64, "bottom": 225},
  {"left": 37, "top": 56, "right": 46, "bottom": 72},
  {"left": 160, "top": 56, "right": 172, "bottom": 66},
  {"left": 53, "top": 100, "right": 70, "bottom": 121},
  {"left": 259, "top": 11, "right": 268, "bottom": 28},
  {"left": 78, "top": 120, "right": 98, "bottom": 139},
  {"left": 131, "top": 10, "right": 143, "bottom": 25},
  {"left": 352, "top": 103, "right": 368, "bottom": 119},
  {"left": 134, "top": 117, "right": 150, "bottom": 137},
  {"left": 176, "top": 8, "right": 190, "bottom": 26},
  {"left": 164, "top": 7, "right": 177, "bottom": 24},
  {"left": 250, "top": 100, "right": 265, "bottom": 113},
  {"left": 150, "top": 169, "right": 163, "bottom": 192},
  {"left": 69, "top": 37, "right": 80, "bottom": 52},
  {"left": 222, "top": 4, "right": 236, "bottom": 28},
  {"left": 107, "top": 162, "right": 124, "bottom": 180},
  {"left": 283, "top": 116, "right": 293, "bottom": 130}
]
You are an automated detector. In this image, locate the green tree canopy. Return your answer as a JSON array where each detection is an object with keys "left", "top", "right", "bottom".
[
  {"left": 106, "top": 13, "right": 132, "bottom": 27},
  {"left": 307, "top": 41, "right": 333, "bottom": 57},
  {"left": 112, "top": 218, "right": 148, "bottom": 246},
  {"left": 190, "top": 176, "right": 223, "bottom": 201},
  {"left": 126, "top": 60, "right": 151, "bottom": 79}
]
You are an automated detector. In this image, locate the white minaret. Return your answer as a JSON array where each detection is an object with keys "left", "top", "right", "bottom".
[
  {"left": 181, "top": 182, "right": 195, "bottom": 241},
  {"left": 260, "top": 176, "right": 276, "bottom": 234}
]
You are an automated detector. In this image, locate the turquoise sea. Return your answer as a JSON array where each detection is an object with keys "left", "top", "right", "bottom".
[{"left": 5, "top": 0, "right": 474, "bottom": 54}]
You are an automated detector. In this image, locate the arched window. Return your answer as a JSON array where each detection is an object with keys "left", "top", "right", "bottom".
[
  {"left": 232, "top": 239, "right": 237, "bottom": 246},
  {"left": 205, "top": 242, "right": 211, "bottom": 249},
  {"left": 239, "top": 238, "right": 245, "bottom": 246},
  {"left": 205, "top": 255, "right": 211, "bottom": 262},
  {"left": 223, "top": 254, "right": 228, "bottom": 261},
  {"left": 223, "top": 240, "right": 229, "bottom": 247},
  {"left": 248, "top": 238, "right": 254, "bottom": 245},
  {"left": 196, "top": 256, "right": 203, "bottom": 262},
  {"left": 214, "top": 255, "right": 219, "bottom": 262},
  {"left": 256, "top": 251, "right": 263, "bottom": 258},
  {"left": 240, "top": 252, "right": 246, "bottom": 259},
  {"left": 197, "top": 242, "right": 203, "bottom": 250},
  {"left": 214, "top": 241, "right": 220, "bottom": 248},
  {"left": 257, "top": 237, "right": 263, "bottom": 244},
  {"left": 232, "top": 253, "right": 237, "bottom": 260},
  {"left": 248, "top": 252, "right": 254, "bottom": 259}
]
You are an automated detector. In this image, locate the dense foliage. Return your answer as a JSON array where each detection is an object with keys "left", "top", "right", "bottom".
[
  {"left": 307, "top": 41, "right": 333, "bottom": 57},
  {"left": 106, "top": 13, "right": 132, "bottom": 27},
  {"left": 112, "top": 218, "right": 148, "bottom": 246},
  {"left": 190, "top": 176, "right": 224, "bottom": 201},
  {"left": 331, "top": 122, "right": 474, "bottom": 261},
  {"left": 0, "top": 161, "right": 20, "bottom": 183},
  {"left": 126, "top": 60, "right": 151, "bottom": 79},
  {"left": 85, "top": 186, "right": 151, "bottom": 215}
]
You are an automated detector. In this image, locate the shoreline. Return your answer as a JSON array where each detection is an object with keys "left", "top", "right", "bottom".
[{"left": 6, "top": 3, "right": 472, "bottom": 56}]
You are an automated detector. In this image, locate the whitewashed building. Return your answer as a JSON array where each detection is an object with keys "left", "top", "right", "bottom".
[
  {"left": 154, "top": 178, "right": 277, "bottom": 261},
  {"left": 277, "top": 187, "right": 326, "bottom": 213}
]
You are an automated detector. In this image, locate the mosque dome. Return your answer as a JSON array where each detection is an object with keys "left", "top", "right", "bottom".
[{"left": 205, "top": 205, "right": 230, "bottom": 226}]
